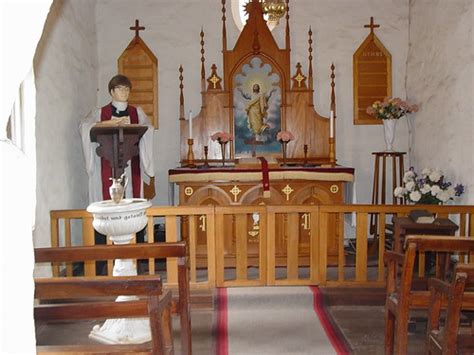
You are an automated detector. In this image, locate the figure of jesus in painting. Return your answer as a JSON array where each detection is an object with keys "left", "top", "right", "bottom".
[{"left": 238, "top": 84, "right": 276, "bottom": 140}]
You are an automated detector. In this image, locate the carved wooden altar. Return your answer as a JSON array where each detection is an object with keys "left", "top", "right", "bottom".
[{"left": 171, "top": 0, "right": 351, "bottom": 267}]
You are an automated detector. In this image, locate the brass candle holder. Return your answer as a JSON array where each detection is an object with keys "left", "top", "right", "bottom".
[
  {"left": 187, "top": 138, "right": 195, "bottom": 168},
  {"left": 203, "top": 145, "right": 210, "bottom": 168},
  {"left": 329, "top": 137, "right": 336, "bottom": 166}
]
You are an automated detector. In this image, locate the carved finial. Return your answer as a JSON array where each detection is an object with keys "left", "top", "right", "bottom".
[
  {"left": 308, "top": 27, "right": 313, "bottom": 91},
  {"left": 222, "top": 0, "right": 227, "bottom": 52},
  {"left": 364, "top": 16, "right": 380, "bottom": 35},
  {"left": 330, "top": 63, "right": 336, "bottom": 114},
  {"left": 130, "top": 19, "right": 145, "bottom": 38},
  {"left": 179, "top": 65, "right": 185, "bottom": 120},
  {"left": 207, "top": 64, "right": 223, "bottom": 91},
  {"left": 200, "top": 27, "right": 206, "bottom": 94},
  {"left": 291, "top": 62, "right": 307, "bottom": 90},
  {"left": 285, "top": 0, "right": 290, "bottom": 50}
]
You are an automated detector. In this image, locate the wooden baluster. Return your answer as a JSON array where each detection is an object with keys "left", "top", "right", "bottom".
[
  {"left": 147, "top": 216, "right": 155, "bottom": 275},
  {"left": 236, "top": 214, "right": 247, "bottom": 281},
  {"left": 65, "top": 218, "right": 73, "bottom": 276},
  {"left": 287, "top": 213, "right": 299, "bottom": 281},
  {"left": 378, "top": 212, "right": 386, "bottom": 281},
  {"left": 356, "top": 213, "right": 368, "bottom": 282},
  {"left": 206, "top": 211, "right": 216, "bottom": 288},
  {"left": 189, "top": 215, "right": 197, "bottom": 284},
  {"left": 319, "top": 212, "right": 328, "bottom": 285},
  {"left": 267, "top": 211, "right": 276, "bottom": 285},
  {"left": 165, "top": 215, "right": 178, "bottom": 286},
  {"left": 82, "top": 216, "right": 95, "bottom": 276},
  {"left": 338, "top": 212, "right": 345, "bottom": 282},
  {"left": 215, "top": 211, "right": 225, "bottom": 286},
  {"left": 50, "top": 215, "right": 60, "bottom": 276},
  {"left": 310, "top": 208, "right": 320, "bottom": 284}
]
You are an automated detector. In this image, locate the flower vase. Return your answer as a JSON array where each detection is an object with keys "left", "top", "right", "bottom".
[
  {"left": 281, "top": 141, "right": 288, "bottom": 166},
  {"left": 219, "top": 141, "right": 227, "bottom": 166},
  {"left": 383, "top": 119, "right": 397, "bottom": 152}
]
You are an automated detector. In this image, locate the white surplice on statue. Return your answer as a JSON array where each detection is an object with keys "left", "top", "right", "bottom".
[{"left": 79, "top": 74, "right": 154, "bottom": 203}]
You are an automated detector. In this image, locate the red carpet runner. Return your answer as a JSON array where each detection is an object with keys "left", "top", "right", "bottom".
[{"left": 216, "top": 287, "right": 351, "bottom": 354}]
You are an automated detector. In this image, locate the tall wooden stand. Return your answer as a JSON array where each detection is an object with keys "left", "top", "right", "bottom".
[{"left": 370, "top": 151, "right": 406, "bottom": 247}]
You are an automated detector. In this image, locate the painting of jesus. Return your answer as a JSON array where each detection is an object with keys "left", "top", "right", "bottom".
[{"left": 233, "top": 56, "right": 281, "bottom": 157}]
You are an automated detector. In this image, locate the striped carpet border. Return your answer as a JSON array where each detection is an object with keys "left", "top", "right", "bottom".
[
  {"left": 310, "top": 286, "right": 352, "bottom": 354},
  {"left": 216, "top": 288, "right": 228, "bottom": 355},
  {"left": 216, "top": 286, "right": 352, "bottom": 354}
]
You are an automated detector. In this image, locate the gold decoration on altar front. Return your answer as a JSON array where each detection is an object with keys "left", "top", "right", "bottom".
[
  {"left": 199, "top": 215, "right": 206, "bottom": 232},
  {"left": 248, "top": 212, "right": 260, "bottom": 240},
  {"left": 301, "top": 213, "right": 310, "bottom": 230},
  {"left": 230, "top": 185, "right": 242, "bottom": 202},
  {"left": 184, "top": 186, "right": 194, "bottom": 196},
  {"left": 330, "top": 184, "right": 339, "bottom": 194},
  {"left": 282, "top": 184, "right": 294, "bottom": 201}
]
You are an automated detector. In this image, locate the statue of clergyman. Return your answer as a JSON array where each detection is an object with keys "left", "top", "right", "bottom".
[{"left": 80, "top": 74, "right": 155, "bottom": 203}]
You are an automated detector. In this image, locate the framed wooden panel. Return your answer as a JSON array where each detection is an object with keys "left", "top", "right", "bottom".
[
  {"left": 118, "top": 24, "right": 158, "bottom": 129},
  {"left": 353, "top": 17, "right": 392, "bottom": 125}
]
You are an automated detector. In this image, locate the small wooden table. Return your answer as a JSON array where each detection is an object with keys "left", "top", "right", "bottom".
[{"left": 393, "top": 216, "right": 459, "bottom": 252}]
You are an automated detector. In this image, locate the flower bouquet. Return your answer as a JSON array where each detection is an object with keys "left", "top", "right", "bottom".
[
  {"left": 366, "top": 97, "right": 419, "bottom": 151},
  {"left": 276, "top": 130, "right": 295, "bottom": 143},
  {"left": 211, "top": 131, "right": 233, "bottom": 165},
  {"left": 276, "top": 131, "right": 294, "bottom": 165},
  {"left": 366, "top": 97, "right": 419, "bottom": 120},
  {"left": 210, "top": 131, "right": 233, "bottom": 143},
  {"left": 394, "top": 167, "right": 464, "bottom": 204}
]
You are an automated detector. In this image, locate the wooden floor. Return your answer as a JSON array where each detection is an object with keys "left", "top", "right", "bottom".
[{"left": 35, "top": 287, "right": 431, "bottom": 354}]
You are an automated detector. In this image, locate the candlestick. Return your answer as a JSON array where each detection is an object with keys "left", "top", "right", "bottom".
[
  {"left": 188, "top": 110, "right": 193, "bottom": 139},
  {"left": 203, "top": 145, "right": 209, "bottom": 168},
  {"left": 329, "top": 110, "right": 334, "bottom": 138},
  {"left": 187, "top": 138, "right": 195, "bottom": 167},
  {"left": 303, "top": 144, "right": 308, "bottom": 166}
]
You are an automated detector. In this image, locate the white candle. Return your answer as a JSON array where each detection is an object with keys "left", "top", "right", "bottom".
[
  {"left": 330, "top": 110, "right": 335, "bottom": 138},
  {"left": 188, "top": 110, "right": 193, "bottom": 139}
]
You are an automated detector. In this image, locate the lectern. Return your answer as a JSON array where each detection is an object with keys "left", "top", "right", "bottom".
[{"left": 90, "top": 124, "right": 147, "bottom": 179}]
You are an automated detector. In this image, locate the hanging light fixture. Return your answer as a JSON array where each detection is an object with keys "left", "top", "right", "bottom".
[{"left": 261, "top": 0, "right": 286, "bottom": 27}]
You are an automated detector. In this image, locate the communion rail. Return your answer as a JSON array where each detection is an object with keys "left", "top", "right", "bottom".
[{"left": 49, "top": 205, "right": 474, "bottom": 288}]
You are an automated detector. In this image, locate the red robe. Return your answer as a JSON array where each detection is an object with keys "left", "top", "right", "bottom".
[{"left": 100, "top": 103, "right": 141, "bottom": 200}]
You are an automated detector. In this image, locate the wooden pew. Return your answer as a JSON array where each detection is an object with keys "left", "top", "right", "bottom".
[
  {"left": 384, "top": 236, "right": 474, "bottom": 355},
  {"left": 35, "top": 242, "right": 192, "bottom": 354},
  {"left": 426, "top": 264, "right": 474, "bottom": 354}
]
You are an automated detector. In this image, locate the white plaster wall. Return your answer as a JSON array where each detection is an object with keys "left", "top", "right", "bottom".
[
  {"left": 407, "top": 0, "right": 474, "bottom": 204},
  {"left": 33, "top": 0, "right": 98, "bottom": 249},
  {"left": 95, "top": 0, "right": 410, "bottom": 205}
]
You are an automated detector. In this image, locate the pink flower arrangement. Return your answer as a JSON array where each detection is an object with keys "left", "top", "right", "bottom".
[
  {"left": 366, "top": 97, "right": 419, "bottom": 120},
  {"left": 211, "top": 131, "right": 233, "bottom": 143},
  {"left": 277, "top": 130, "right": 295, "bottom": 143}
]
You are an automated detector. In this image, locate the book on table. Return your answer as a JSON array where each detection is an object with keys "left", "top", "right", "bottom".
[{"left": 409, "top": 209, "right": 435, "bottom": 224}]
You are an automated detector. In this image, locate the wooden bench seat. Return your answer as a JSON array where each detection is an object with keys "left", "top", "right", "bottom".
[{"left": 35, "top": 242, "right": 191, "bottom": 354}]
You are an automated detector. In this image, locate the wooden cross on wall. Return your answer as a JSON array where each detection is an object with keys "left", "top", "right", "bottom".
[
  {"left": 130, "top": 19, "right": 145, "bottom": 37},
  {"left": 364, "top": 17, "right": 380, "bottom": 34}
]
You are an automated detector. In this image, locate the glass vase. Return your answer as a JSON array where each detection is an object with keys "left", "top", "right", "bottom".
[
  {"left": 219, "top": 141, "right": 227, "bottom": 166},
  {"left": 383, "top": 119, "right": 397, "bottom": 152},
  {"left": 281, "top": 141, "right": 288, "bottom": 166}
]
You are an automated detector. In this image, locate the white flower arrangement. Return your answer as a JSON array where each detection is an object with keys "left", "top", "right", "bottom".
[{"left": 394, "top": 167, "right": 464, "bottom": 204}]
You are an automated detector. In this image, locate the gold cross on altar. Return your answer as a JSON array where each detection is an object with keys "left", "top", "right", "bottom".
[
  {"left": 209, "top": 74, "right": 220, "bottom": 89},
  {"left": 230, "top": 185, "right": 242, "bottom": 202},
  {"left": 282, "top": 184, "right": 294, "bottom": 201},
  {"left": 364, "top": 17, "right": 380, "bottom": 34},
  {"left": 295, "top": 73, "right": 305, "bottom": 87}
]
